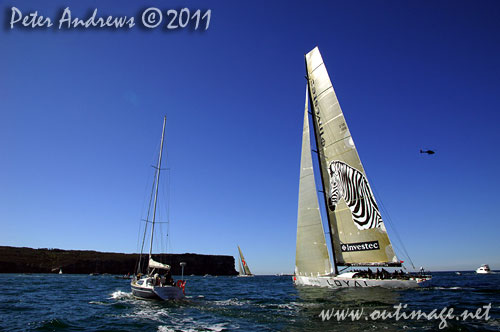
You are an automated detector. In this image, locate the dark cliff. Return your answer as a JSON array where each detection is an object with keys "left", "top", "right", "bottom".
[{"left": 0, "top": 246, "right": 238, "bottom": 275}]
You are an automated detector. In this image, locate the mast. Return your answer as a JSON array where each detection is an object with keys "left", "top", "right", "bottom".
[
  {"left": 148, "top": 116, "right": 167, "bottom": 265},
  {"left": 305, "top": 56, "right": 339, "bottom": 275}
]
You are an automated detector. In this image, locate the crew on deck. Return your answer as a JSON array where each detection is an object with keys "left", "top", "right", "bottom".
[{"left": 351, "top": 268, "right": 408, "bottom": 280}]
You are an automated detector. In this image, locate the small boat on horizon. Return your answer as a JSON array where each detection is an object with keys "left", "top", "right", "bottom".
[
  {"left": 476, "top": 264, "right": 491, "bottom": 274},
  {"left": 294, "top": 47, "right": 431, "bottom": 289},
  {"left": 237, "top": 246, "right": 254, "bottom": 277}
]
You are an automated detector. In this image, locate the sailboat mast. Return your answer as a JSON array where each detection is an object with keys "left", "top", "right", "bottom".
[
  {"left": 304, "top": 57, "right": 339, "bottom": 275},
  {"left": 148, "top": 116, "right": 167, "bottom": 263}
]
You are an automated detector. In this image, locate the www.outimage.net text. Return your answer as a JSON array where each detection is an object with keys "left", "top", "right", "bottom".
[{"left": 319, "top": 303, "right": 492, "bottom": 329}]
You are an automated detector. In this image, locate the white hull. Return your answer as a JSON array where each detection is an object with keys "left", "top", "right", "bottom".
[
  {"left": 153, "top": 285, "right": 185, "bottom": 300},
  {"left": 294, "top": 275, "right": 430, "bottom": 289},
  {"left": 476, "top": 264, "right": 491, "bottom": 274},
  {"left": 131, "top": 278, "right": 185, "bottom": 300},
  {"left": 476, "top": 269, "right": 491, "bottom": 274}
]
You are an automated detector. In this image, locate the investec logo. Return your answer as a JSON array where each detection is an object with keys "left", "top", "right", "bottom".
[{"left": 341, "top": 241, "right": 379, "bottom": 252}]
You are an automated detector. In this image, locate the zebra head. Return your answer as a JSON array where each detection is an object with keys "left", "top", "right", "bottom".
[
  {"left": 328, "top": 162, "right": 344, "bottom": 211},
  {"left": 327, "top": 160, "right": 383, "bottom": 230}
]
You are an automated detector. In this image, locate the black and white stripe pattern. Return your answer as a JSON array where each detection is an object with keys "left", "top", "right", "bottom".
[{"left": 328, "top": 160, "right": 382, "bottom": 230}]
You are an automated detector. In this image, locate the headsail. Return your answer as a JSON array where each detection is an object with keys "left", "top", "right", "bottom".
[
  {"left": 305, "top": 47, "right": 399, "bottom": 266},
  {"left": 295, "top": 86, "right": 333, "bottom": 277}
]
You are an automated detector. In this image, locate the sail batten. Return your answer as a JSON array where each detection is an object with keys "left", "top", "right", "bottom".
[{"left": 304, "top": 46, "right": 398, "bottom": 267}]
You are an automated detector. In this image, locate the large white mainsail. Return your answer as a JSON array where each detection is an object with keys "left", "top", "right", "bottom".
[
  {"left": 295, "top": 86, "right": 333, "bottom": 277},
  {"left": 305, "top": 47, "right": 398, "bottom": 267}
]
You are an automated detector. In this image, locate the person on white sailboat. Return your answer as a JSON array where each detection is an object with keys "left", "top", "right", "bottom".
[{"left": 164, "top": 270, "right": 175, "bottom": 286}]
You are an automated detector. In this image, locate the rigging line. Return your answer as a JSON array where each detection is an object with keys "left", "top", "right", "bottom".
[
  {"left": 371, "top": 191, "right": 407, "bottom": 260},
  {"left": 160, "top": 132, "right": 169, "bottom": 255},
  {"left": 379, "top": 199, "right": 415, "bottom": 269},
  {"left": 157, "top": 179, "right": 166, "bottom": 255},
  {"left": 166, "top": 168, "right": 171, "bottom": 253},
  {"left": 136, "top": 157, "right": 156, "bottom": 253},
  {"left": 137, "top": 139, "right": 160, "bottom": 239},
  {"left": 367, "top": 174, "right": 416, "bottom": 269},
  {"left": 137, "top": 165, "right": 158, "bottom": 273},
  {"left": 372, "top": 188, "right": 410, "bottom": 261},
  {"left": 157, "top": 168, "right": 168, "bottom": 255}
]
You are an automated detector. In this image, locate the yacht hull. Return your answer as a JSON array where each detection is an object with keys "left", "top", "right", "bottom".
[
  {"left": 131, "top": 284, "right": 160, "bottom": 299},
  {"left": 293, "top": 275, "right": 431, "bottom": 289},
  {"left": 131, "top": 282, "right": 185, "bottom": 300}
]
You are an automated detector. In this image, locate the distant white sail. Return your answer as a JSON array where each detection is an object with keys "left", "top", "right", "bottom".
[
  {"left": 237, "top": 246, "right": 252, "bottom": 276},
  {"left": 305, "top": 47, "right": 398, "bottom": 266},
  {"left": 295, "top": 86, "right": 333, "bottom": 277}
]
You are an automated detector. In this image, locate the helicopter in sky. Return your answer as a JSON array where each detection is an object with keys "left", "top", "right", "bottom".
[{"left": 420, "top": 149, "right": 435, "bottom": 155}]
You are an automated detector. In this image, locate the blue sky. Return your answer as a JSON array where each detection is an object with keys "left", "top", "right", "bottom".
[{"left": 1, "top": 0, "right": 499, "bottom": 274}]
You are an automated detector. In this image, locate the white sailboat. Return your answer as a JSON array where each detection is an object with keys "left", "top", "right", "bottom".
[
  {"left": 131, "top": 116, "right": 186, "bottom": 300},
  {"left": 237, "top": 246, "right": 254, "bottom": 277},
  {"left": 294, "top": 47, "right": 431, "bottom": 289}
]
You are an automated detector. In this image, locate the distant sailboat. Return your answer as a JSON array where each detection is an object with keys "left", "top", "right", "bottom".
[
  {"left": 237, "top": 246, "right": 254, "bottom": 277},
  {"left": 59, "top": 268, "right": 62, "bottom": 274},
  {"left": 130, "top": 116, "right": 186, "bottom": 300},
  {"left": 294, "top": 47, "right": 431, "bottom": 289}
]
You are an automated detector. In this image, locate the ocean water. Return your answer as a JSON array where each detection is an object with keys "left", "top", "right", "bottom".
[{"left": 0, "top": 272, "right": 498, "bottom": 331}]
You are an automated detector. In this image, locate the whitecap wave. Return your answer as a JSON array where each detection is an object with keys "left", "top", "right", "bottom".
[
  {"left": 88, "top": 300, "right": 111, "bottom": 306},
  {"left": 157, "top": 326, "right": 175, "bottom": 332},
  {"left": 110, "top": 290, "right": 133, "bottom": 299},
  {"left": 212, "top": 298, "right": 246, "bottom": 306},
  {"left": 158, "top": 322, "right": 228, "bottom": 332},
  {"left": 432, "top": 286, "right": 463, "bottom": 290}
]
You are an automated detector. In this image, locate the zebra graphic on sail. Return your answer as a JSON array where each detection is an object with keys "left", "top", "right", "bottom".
[{"left": 327, "top": 160, "right": 382, "bottom": 230}]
